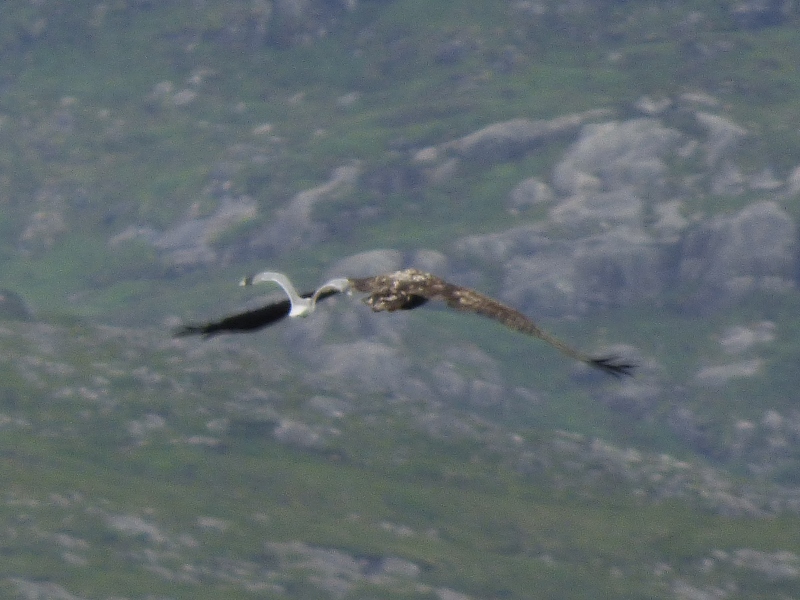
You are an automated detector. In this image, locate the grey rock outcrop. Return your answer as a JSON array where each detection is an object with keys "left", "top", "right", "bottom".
[
  {"left": 719, "top": 321, "right": 775, "bottom": 354},
  {"left": 695, "top": 112, "right": 748, "bottom": 167},
  {"left": 412, "top": 110, "right": 615, "bottom": 186},
  {"left": 327, "top": 249, "right": 404, "bottom": 278},
  {"left": 444, "top": 109, "right": 612, "bottom": 165},
  {"left": 453, "top": 111, "right": 797, "bottom": 317},
  {"left": 508, "top": 177, "right": 555, "bottom": 212},
  {"left": 731, "top": 0, "right": 794, "bottom": 29},
  {"left": 273, "top": 418, "right": 334, "bottom": 450},
  {"left": 552, "top": 118, "right": 682, "bottom": 198},
  {"left": 0, "top": 289, "right": 34, "bottom": 321},
  {"left": 250, "top": 162, "right": 361, "bottom": 255},
  {"left": 678, "top": 200, "right": 796, "bottom": 309},
  {"left": 730, "top": 548, "right": 800, "bottom": 580},
  {"left": 502, "top": 246, "right": 579, "bottom": 315},
  {"left": 694, "top": 359, "right": 764, "bottom": 387},
  {"left": 110, "top": 196, "right": 257, "bottom": 269},
  {"left": 263, "top": 541, "right": 424, "bottom": 599},
  {"left": 455, "top": 223, "right": 549, "bottom": 264},
  {"left": 549, "top": 189, "right": 644, "bottom": 232},
  {"left": 10, "top": 579, "right": 87, "bottom": 600},
  {"left": 573, "top": 227, "right": 663, "bottom": 310},
  {"left": 459, "top": 184, "right": 795, "bottom": 317},
  {"left": 312, "top": 340, "right": 411, "bottom": 394},
  {"left": 480, "top": 207, "right": 788, "bottom": 316},
  {"left": 785, "top": 165, "right": 800, "bottom": 196},
  {"left": 327, "top": 248, "right": 450, "bottom": 280},
  {"left": 470, "top": 226, "right": 662, "bottom": 316}
]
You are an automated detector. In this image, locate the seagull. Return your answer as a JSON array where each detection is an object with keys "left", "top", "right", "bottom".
[
  {"left": 239, "top": 271, "right": 351, "bottom": 317},
  {"left": 173, "top": 273, "right": 348, "bottom": 337},
  {"left": 176, "top": 268, "right": 634, "bottom": 377}
]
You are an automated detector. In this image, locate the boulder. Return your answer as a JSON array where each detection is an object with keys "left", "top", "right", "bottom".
[
  {"left": 786, "top": 164, "right": 800, "bottom": 196},
  {"left": 695, "top": 112, "right": 747, "bottom": 167},
  {"left": 731, "top": 0, "right": 793, "bottom": 29},
  {"left": 431, "top": 361, "right": 469, "bottom": 400},
  {"left": 313, "top": 340, "right": 410, "bottom": 393},
  {"left": 469, "top": 379, "right": 506, "bottom": 408},
  {"left": 652, "top": 199, "right": 689, "bottom": 243},
  {"left": 508, "top": 177, "right": 555, "bottom": 212},
  {"left": 694, "top": 359, "right": 764, "bottom": 386},
  {"left": 502, "top": 248, "right": 579, "bottom": 316},
  {"left": 409, "top": 249, "right": 449, "bottom": 274},
  {"left": 678, "top": 200, "right": 796, "bottom": 308},
  {"left": 572, "top": 227, "right": 663, "bottom": 310},
  {"left": 710, "top": 161, "right": 746, "bottom": 196},
  {"left": 730, "top": 548, "right": 800, "bottom": 580},
  {"left": 273, "top": 419, "right": 332, "bottom": 450},
  {"left": 719, "top": 321, "right": 775, "bottom": 354},
  {"left": 549, "top": 189, "right": 644, "bottom": 232},
  {"left": 0, "top": 289, "right": 34, "bottom": 321},
  {"left": 454, "top": 224, "right": 549, "bottom": 263},
  {"left": 552, "top": 118, "right": 682, "bottom": 197},
  {"left": 444, "top": 109, "right": 611, "bottom": 165},
  {"left": 250, "top": 163, "right": 361, "bottom": 254},
  {"left": 327, "top": 249, "right": 404, "bottom": 278},
  {"left": 500, "top": 227, "right": 663, "bottom": 316},
  {"left": 111, "top": 196, "right": 257, "bottom": 269}
]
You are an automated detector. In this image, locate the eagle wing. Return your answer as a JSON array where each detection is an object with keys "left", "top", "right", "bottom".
[
  {"left": 437, "top": 284, "right": 634, "bottom": 377},
  {"left": 351, "top": 269, "right": 633, "bottom": 377}
]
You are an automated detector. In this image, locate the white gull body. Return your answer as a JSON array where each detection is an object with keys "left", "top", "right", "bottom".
[{"left": 240, "top": 271, "right": 350, "bottom": 317}]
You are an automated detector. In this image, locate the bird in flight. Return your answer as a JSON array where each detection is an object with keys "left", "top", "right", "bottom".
[
  {"left": 176, "top": 268, "right": 634, "bottom": 377},
  {"left": 173, "top": 272, "right": 345, "bottom": 337}
]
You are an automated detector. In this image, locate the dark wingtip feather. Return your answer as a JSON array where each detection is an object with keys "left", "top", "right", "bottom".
[
  {"left": 173, "top": 324, "right": 215, "bottom": 338},
  {"left": 589, "top": 356, "right": 636, "bottom": 378},
  {"left": 173, "top": 325, "right": 198, "bottom": 337}
]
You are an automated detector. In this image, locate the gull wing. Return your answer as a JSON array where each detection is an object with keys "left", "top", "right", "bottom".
[{"left": 174, "top": 289, "right": 339, "bottom": 338}]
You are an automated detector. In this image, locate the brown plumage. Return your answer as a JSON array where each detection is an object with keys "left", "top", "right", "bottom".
[
  {"left": 349, "top": 268, "right": 634, "bottom": 377},
  {"left": 175, "top": 267, "right": 634, "bottom": 377}
]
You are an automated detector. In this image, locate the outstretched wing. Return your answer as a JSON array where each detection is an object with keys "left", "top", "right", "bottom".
[
  {"left": 174, "top": 289, "right": 340, "bottom": 338},
  {"left": 438, "top": 283, "right": 634, "bottom": 377},
  {"left": 352, "top": 269, "right": 633, "bottom": 377},
  {"left": 174, "top": 300, "right": 293, "bottom": 337}
]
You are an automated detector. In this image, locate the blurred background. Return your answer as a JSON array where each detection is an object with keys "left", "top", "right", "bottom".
[{"left": 2, "top": 1, "right": 800, "bottom": 598}]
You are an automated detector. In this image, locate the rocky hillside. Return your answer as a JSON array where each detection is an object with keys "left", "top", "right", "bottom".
[
  {"left": 3, "top": 318, "right": 800, "bottom": 600},
  {"left": 2, "top": 1, "right": 800, "bottom": 599}
]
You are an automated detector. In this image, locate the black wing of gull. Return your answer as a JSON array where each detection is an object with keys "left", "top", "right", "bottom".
[{"left": 173, "top": 289, "right": 339, "bottom": 338}]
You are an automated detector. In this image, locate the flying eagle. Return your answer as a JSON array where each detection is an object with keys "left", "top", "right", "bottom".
[{"left": 175, "top": 268, "right": 634, "bottom": 377}]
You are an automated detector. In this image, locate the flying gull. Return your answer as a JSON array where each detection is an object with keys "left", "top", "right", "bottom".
[
  {"left": 173, "top": 272, "right": 346, "bottom": 337},
  {"left": 176, "top": 268, "right": 634, "bottom": 377}
]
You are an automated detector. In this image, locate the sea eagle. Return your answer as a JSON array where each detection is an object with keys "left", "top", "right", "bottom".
[{"left": 175, "top": 268, "right": 634, "bottom": 377}]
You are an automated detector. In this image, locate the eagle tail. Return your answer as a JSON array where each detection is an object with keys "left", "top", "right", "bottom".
[{"left": 587, "top": 356, "right": 636, "bottom": 378}]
